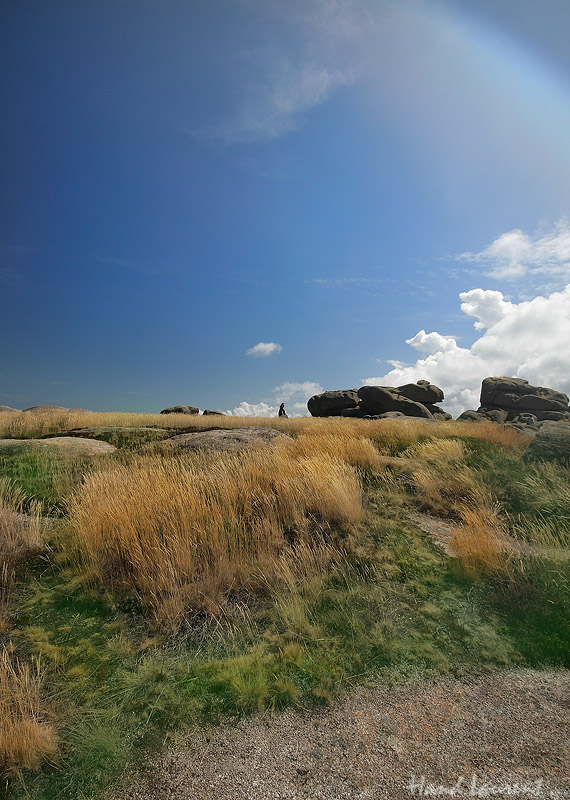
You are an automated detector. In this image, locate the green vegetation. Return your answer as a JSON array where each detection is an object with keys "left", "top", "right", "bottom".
[
  {"left": 0, "top": 445, "right": 96, "bottom": 515},
  {"left": 0, "top": 413, "right": 568, "bottom": 799}
]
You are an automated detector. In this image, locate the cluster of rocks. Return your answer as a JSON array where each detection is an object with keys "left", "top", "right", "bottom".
[
  {"left": 160, "top": 405, "right": 225, "bottom": 416},
  {"left": 457, "top": 377, "right": 570, "bottom": 432},
  {"left": 307, "top": 381, "right": 451, "bottom": 421}
]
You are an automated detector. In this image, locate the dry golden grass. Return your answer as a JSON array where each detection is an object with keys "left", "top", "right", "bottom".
[
  {"left": 0, "top": 480, "right": 43, "bottom": 631},
  {"left": 450, "top": 506, "right": 509, "bottom": 575},
  {"left": 68, "top": 442, "right": 363, "bottom": 630},
  {"left": 0, "top": 648, "right": 57, "bottom": 777},
  {"left": 0, "top": 408, "right": 529, "bottom": 448},
  {"left": 403, "top": 438, "right": 491, "bottom": 517}
]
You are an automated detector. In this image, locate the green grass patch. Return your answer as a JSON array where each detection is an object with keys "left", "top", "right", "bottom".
[{"left": 0, "top": 445, "right": 96, "bottom": 514}]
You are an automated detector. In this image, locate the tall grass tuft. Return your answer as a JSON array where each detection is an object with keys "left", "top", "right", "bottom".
[
  {"left": 0, "top": 648, "right": 57, "bottom": 777},
  {"left": 68, "top": 444, "right": 363, "bottom": 630},
  {"left": 0, "top": 479, "right": 43, "bottom": 631}
]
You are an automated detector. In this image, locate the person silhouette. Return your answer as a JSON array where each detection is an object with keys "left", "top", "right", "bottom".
[{"left": 278, "top": 403, "right": 288, "bottom": 418}]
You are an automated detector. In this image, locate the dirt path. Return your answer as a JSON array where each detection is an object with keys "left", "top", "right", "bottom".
[
  {"left": 117, "top": 670, "right": 570, "bottom": 800},
  {"left": 408, "top": 511, "right": 570, "bottom": 562}
]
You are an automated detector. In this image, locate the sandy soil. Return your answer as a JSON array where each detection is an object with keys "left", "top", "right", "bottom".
[{"left": 116, "top": 669, "right": 570, "bottom": 800}]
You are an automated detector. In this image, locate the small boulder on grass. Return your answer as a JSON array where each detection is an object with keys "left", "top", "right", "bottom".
[{"left": 164, "top": 427, "right": 288, "bottom": 452}]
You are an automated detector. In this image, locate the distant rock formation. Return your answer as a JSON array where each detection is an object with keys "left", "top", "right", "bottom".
[
  {"left": 308, "top": 381, "right": 450, "bottom": 420},
  {"left": 23, "top": 405, "right": 69, "bottom": 413},
  {"left": 0, "top": 405, "right": 19, "bottom": 412},
  {"left": 458, "top": 377, "right": 570, "bottom": 430},
  {"left": 160, "top": 405, "right": 199, "bottom": 415},
  {"left": 202, "top": 410, "right": 225, "bottom": 416}
]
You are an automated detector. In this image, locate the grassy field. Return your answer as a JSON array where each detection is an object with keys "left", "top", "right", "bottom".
[{"left": 0, "top": 411, "right": 568, "bottom": 799}]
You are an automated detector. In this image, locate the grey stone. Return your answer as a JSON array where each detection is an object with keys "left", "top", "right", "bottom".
[
  {"left": 23, "top": 405, "right": 69, "bottom": 413},
  {"left": 160, "top": 405, "right": 199, "bottom": 415},
  {"left": 523, "top": 421, "right": 570, "bottom": 463},
  {"left": 480, "top": 408, "right": 509, "bottom": 423},
  {"left": 164, "top": 427, "right": 288, "bottom": 452},
  {"left": 481, "top": 377, "right": 569, "bottom": 409},
  {"left": 397, "top": 382, "right": 444, "bottom": 404},
  {"left": 202, "top": 410, "right": 225, "bottom": 416},
  {"left": 457, "top": 410, "right": 486, "bottom": 422},
  {"left": 0, "top": 405, "right": 19, "bottom": 412},
  {"left": 535, "top": 411, "right": 570, "bottom": 422},
  {"left": 516, "top": 413, "right": 538, "bottom": 425},
  {"left": 340, "top": 407, "right": 367, "bottom": 418},
  {"left": 357, "top": 386, "right": 433, "bottom": 418},
  {"left": 307, "top": 390, "right": 359, "bottom": 417},
  {"left": 426, "top": 405, "right": 453, "bottom": 420}
]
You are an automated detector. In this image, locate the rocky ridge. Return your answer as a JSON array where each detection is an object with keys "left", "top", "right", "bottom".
[
  {"left": 457, "top": 377, "right": 570, "bottom": 436},
  {"left": 308, "top": 381, "right": 451, "bottom": 420}
]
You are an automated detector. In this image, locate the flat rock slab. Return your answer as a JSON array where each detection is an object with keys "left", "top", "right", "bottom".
[
  {"left": 165, "top": 427, "right": 287, "bottom": 452},
  {"left": 117, "top": 670, "right": 570, "bottom": 800},
  {"left": 63, "top": 427, "right": 170, "bottom": 445},
  {"left": 0, "top": 437, "right": 116, "bottom": 456}
]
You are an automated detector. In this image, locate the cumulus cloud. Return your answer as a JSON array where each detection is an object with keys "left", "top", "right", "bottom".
[
  {"left": 246, "top": 342, "right": 283, "bottom": 357},
  {"left": 227, "top": 380, "right": 322, "bottom": 417},
  {"left": 363, "top": 285, "right": 570, "bottom": 418},
  {"left": 458, "top": 220, "right": 570, "bottom": 282}
]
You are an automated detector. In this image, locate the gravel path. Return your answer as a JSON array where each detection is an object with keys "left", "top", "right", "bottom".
[{"left": 117, "top": 670, "right": 570, "bottom": 800}]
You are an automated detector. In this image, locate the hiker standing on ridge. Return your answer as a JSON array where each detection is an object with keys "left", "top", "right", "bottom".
[{"left": 278, "top": 403, "right": 288, "bottom": 418}]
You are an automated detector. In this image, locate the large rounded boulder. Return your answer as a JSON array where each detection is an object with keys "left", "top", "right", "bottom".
[
  {"left": 397, "top": 381, "right": 444, "bottom": 405},
  {"left": 357, "top": 386, "right": 433, "bottom": 419},
  {"left": 307, "top": 390, "right": 359, "bottom": 417}
]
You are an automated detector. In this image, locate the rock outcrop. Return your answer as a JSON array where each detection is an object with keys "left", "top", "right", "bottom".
[
  {"left": 160, "top": 405, "right": 199, "bottom": 415},
  {"left": 307, "top": 391, "right": 359, "bottom": 417},
  {"left": 23, "top": 405, "right": 69, "bottom": 413},
  {"left": 0, "top": 405, "right": 19, "bottom": 412},
  {"left": 202, "top": 410, "right": 225, "bottom": 416},
  {"left": 522, "top": 421, "right": 570, "bottom": 463},
  {"left": 164, "top": 427, "right": 287, "bottom": 452},
  {"left": 480, "top": 377, "right": 569, "bottom": 416},
  {"left": 458, "top": 377, "right": 570, "bottom": 429},
  {"left": 308, "top": 381, "right": 448, "bottom": 420}
]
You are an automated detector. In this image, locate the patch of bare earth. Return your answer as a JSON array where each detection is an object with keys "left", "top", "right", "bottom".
[
  {"left": 409, "top": 511, "right": 570, "bottom": 562},
  {"left": 116, "top": 670, "right": 570, "bottom": 800}
]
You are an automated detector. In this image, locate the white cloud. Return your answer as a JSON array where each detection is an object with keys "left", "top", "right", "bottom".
[
  {"left": 458, "top": 220, "right": 570, "bottom": 282},
  {"left": 229, "top": 401, "right": 278, "bottom": 418},
  {"left": 246, "top": 342, "right": 283, "bottom": 357},
  {"left": 273, "top": 381, "right": 323, "bottom": 402},
  {"left": 363, "top": 284, "right": 570, "bottom": 418},
  {"left": 227, "top": 380, "right": 323, "bottom": 417}
]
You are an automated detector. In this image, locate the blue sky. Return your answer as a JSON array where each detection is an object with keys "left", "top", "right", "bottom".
[{"left": 2, "top": 0, "right": 570, "bottom": 416}]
